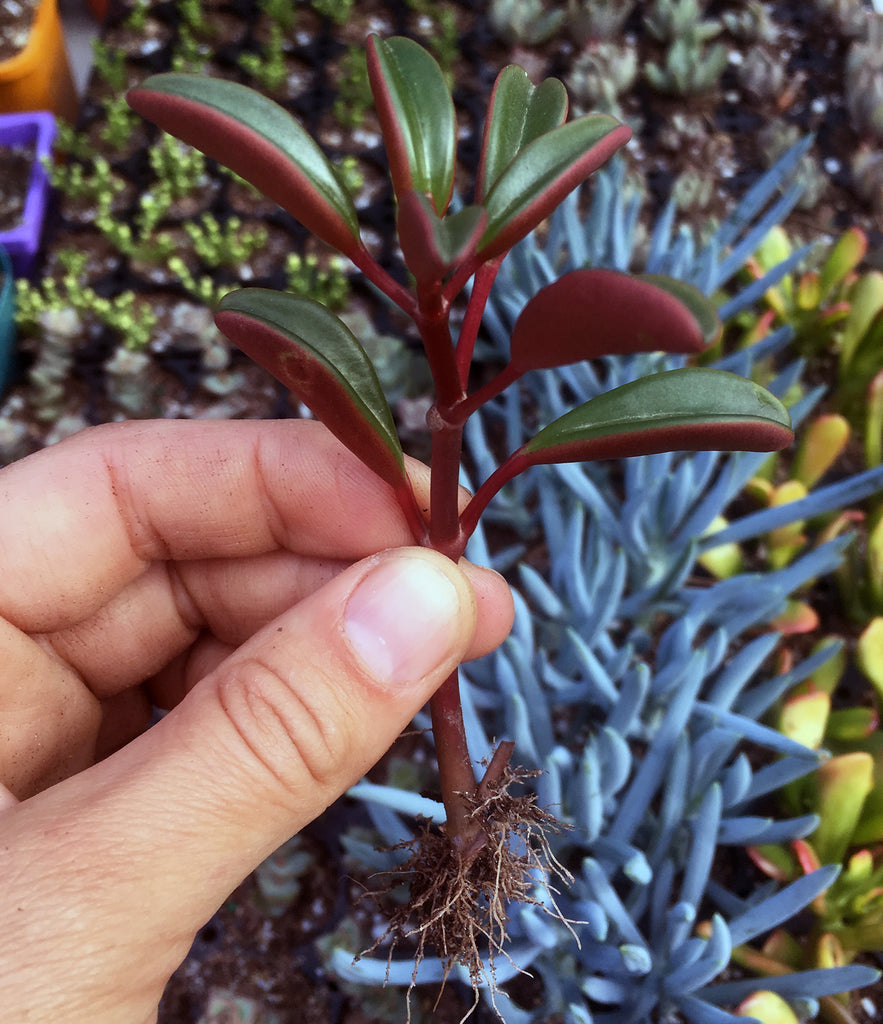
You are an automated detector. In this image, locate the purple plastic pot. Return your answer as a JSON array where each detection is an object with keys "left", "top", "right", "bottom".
[{"left": 0, "top": 110, "right": 56, "bottom": 277}]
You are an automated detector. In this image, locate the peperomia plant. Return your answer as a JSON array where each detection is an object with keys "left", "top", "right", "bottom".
[{"left": 127, "top": 35, "right": 794, "bottom": 993}]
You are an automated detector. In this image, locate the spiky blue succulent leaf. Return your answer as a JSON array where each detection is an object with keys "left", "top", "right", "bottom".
[
  {"left": 347, "top": 782, "right": 445, "bottom": 826},
  {"left": 700, "top": 964, "right": 880, "bottom": 1006},
  {"left": 702, "top": 464, "right": 883, "bottom": 548}
]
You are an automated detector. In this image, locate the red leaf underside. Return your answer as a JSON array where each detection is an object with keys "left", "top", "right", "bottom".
[
  {"left": 215, "top": 310, "right": 405, "bottom": 489},
  {"left": 525, "top": 419, "right": 795, "bottom": 466},
  {"left": 510, "top": 269, "right": 711, "bottom": 370}
]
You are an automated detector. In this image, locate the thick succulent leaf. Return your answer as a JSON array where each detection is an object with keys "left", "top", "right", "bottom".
[
  {"left": 639, "top": 275, "right": 722, "bottom": 348},
  {"left": 509, "top": 269, "right": 720, "bottom": 371},
  {"left": 463, "top": 368, "right": 793, "bottom": 536},
  {"left": 818, "top": 226, "right": 866, "bottom": 297},
  {"left": 127, "top": 74, "right": 361, "bottom": 257},
  {"left": 809, "top": 752, "right": 874, "bottom": 865},
  {"left": 366, "top": 34, "right": 456, "bottom": 214},
  {"left": 477, "top": 64, "right": 568, "bottom": 201},
  {"left": 521, "top": 368, "right": 793, "bottom": 464},
  {"left": 397, "top": 190, "right": 487, "bottom": 283},
  {"left": 477, "top": 114, "right": 632, "bottom": 260},
  {"left": 214, "top": 290, "right": 406, "bottom": 489}
]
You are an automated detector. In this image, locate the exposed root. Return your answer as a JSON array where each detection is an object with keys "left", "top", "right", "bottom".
[{"left": 358, "top": 759, "right": 577, "bottom": 1020}]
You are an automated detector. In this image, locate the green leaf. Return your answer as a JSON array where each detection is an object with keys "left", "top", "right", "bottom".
[
  {"left": 477, "top": 64, "right": 568, "bottom": 201},
  {"left": 819, "top": 227, "right": 866, "bottom": 298},
  {"left": 396, "top": 190, "right": 487, "bottom": 283},
  {"left": 366, "top": 35, "right": 456, "bottom": 214},
  {"left": 214, "top": 290, "right": 406, "bottom": 490},
  {"left": 840, "top": 270, "right": 883, "bottom": 367},
  {"left": 748, "top": 843, "right": 799, "bottom": 883},
  {"left": 477, "top": 114, "right": 631, "bottom": 260},
  {"left": 852, "top": 762, "right": 883, "bottom": 848},
  {"left": 810, "top": 752, "right": 874, "bottom": 865},
  {"left": 509, "top": 269, "right": 720, "bottom": 371},
  {"left": 736, "top": 990, "right": 800, "bottom": 1024},
  {"left": 857, "top": 618, "right": 883, "bottom": 698},
  {"left": 827, "top": 707, "right": 878, "bottom": 743},
  {"left": 127, "top": 74, "right": 361, "bottom": 257},
  {"left": 778, "top": 690, "right": 830, "bottom": 750},
  {"left": 463, "top": 369, "right": 793, "bottom": 541},
  {"left": 521, "top": 368, "right": 793, "bottom": 464}
]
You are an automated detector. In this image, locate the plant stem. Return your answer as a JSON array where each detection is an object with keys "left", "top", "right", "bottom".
[
  {"left": 415, "top": 280, "right": 484, "bottom": 854},
  {"left": 477, "top": 740, "right": 516, "bottom": 799},
  {"left": 459, "top": 447, "right": 531, "bottom": 538},
  {"left": 349, "top": 246, "right": 417, "bottom": 318},
  {"left": 454, "top": 257, "right": 503, "bottom": 385},
  {"left": 442, "top": 362, "right": 522, "bottom": 425},
  {"left": 416, "top": 284, "right": 465, "bottom": 411},
  {"left": 431, "top": 669, "right": 479, "bottom": 845},
  {"left": 428, "top": 420, "right": 466, "bottom": 557},
  {"left": 394, "top": 480, "right": 431, "bottom": 547}
]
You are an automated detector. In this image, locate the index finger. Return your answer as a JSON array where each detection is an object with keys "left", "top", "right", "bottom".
[{"left": 0, "top": 419, "right": 429, "bottom": 633}]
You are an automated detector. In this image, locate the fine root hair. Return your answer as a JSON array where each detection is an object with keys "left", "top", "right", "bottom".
[{"left": 358, "top": 761, "right": 578, "bottom": 1021}]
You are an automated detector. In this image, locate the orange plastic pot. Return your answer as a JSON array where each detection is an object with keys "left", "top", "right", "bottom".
[{"left": 0, "top": 0, "right": 77, "bottom": 121}]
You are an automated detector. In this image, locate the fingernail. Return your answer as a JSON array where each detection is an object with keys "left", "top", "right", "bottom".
[{"left": 344, "top": 552, "right": 464, "bottom": 688}]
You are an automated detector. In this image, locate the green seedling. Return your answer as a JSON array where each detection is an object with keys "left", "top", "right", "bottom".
[
  {"left": 332, "top": 47, "right": 373, "bottom": 130},
  {"left": 147, "top": 133, "right": 208, "bottom": 200},
  {"left": 311, "top": 0, "right": 354, "bottom": 26},
  {"left": 99, "top": 93, "right": 144, "bottom": 152},
  {"left": 16, "top": 251, "right": 158, "bottom": 354},
  {"left": 126, "top": 35, "right": 792, "bottom": 993},
  {"left": 284, "top": 252, "right": 350, "bottom": 311},
  {"left": 644, "top": 33, "right": 729, "bottom": 96},
  {"left": 91, "top": 39, "right": 129, "bottom": 93},
  {"left": 834, "top": 506, "right": 883, "bottom": 621},
  {"left": 238, "top": 22, "right": 288, "bottom": 93},
  {"left": 183, "top": 214, "right": 268, "bottom": 270},
  {"left": 488, "top": 0, "right": 565, "bottom": 46}
]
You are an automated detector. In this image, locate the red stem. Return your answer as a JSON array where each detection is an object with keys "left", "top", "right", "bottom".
[
  {"left": 349, "top": 245, "right": 418, "bottom": 318},
  {"left": 459, "top": 447, "right": 531, "bottom": 539},
  {"left": 455, "top": 257, "right": 504, "bottom": 385},
  {"left": 416, "top": 284, "right": 466, "bottom": 412},
  {"left": 441, "top": 362, "right": 523, "bottom": 426},
  {"left": 443, "top": 254, "right": 482, "bottom": 305},
  {"left": 430, "top": 669, "right": 478, "bottom": 844},
  {"left": 402, "top": 245, "right": 520, "bottom": 852},
  {"left": 477, "top": 740, "right": 515, "bottom": 799},
  {"left": 394, "top": 480, "right": 431, "bottom": 547},
  {"left": 428, "top": 421, "right": 467, "bottom": 559},
  {"left": 412, "top": 273, "right": 487, "bottom": 852}
]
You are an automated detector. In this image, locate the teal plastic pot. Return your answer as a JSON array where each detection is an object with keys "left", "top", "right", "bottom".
[{"left": 0, "top": 244, "right": 16, "bottom": 396}]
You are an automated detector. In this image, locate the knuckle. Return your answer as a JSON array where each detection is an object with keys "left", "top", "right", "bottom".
[{"left": 215, "top": 654, "right": 349, "bottom": 797}]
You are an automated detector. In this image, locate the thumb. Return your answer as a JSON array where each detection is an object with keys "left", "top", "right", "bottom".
[
  {"left": 0, "top": 547, "right": 480, "bottom": 1022},
  {"left": 157, "top": 544, "right": 480, "bottom": 877}
]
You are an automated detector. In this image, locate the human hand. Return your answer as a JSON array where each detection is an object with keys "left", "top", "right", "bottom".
[{"left": 0, "top": 418, "right": 514, "bottom": 1023}]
